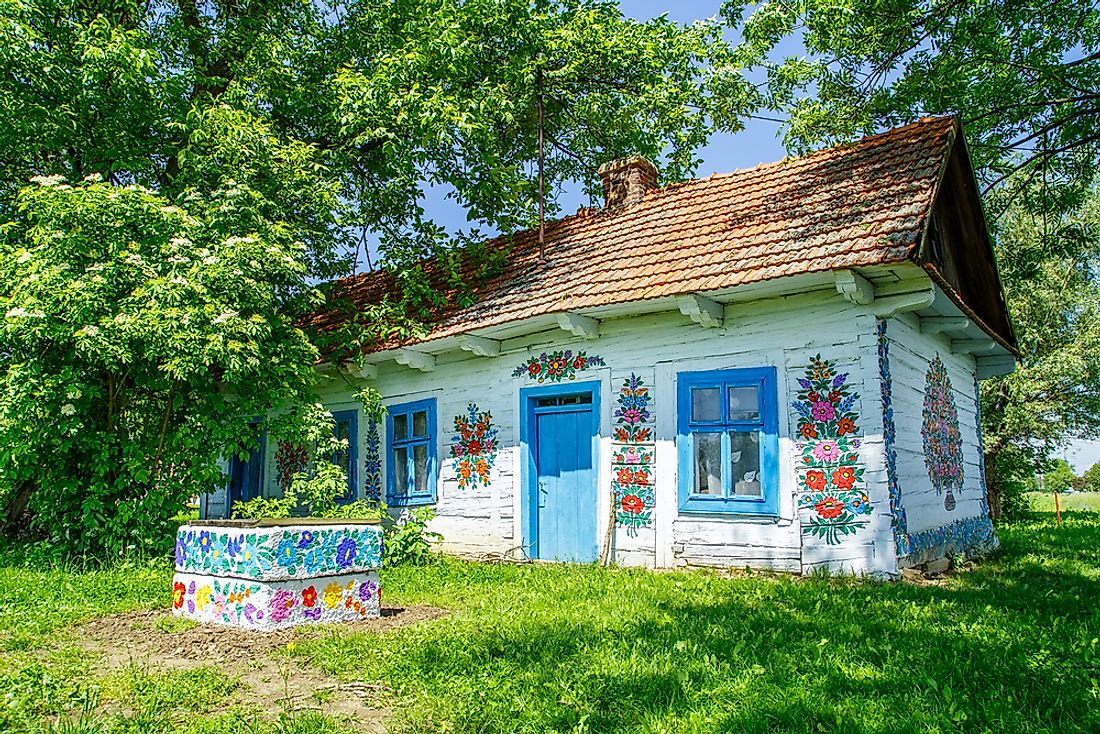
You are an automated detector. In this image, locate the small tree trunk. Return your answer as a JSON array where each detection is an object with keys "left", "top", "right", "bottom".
[
  {"left": 3, "top": 479, "right": 36, "bottom": 536},
  {"left": 984, "top": 450, "right": 1004, "bottom": 523}
]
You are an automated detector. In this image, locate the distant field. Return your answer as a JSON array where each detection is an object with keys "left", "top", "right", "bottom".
[{"left": 1027, "top": 491, "right": 1100, "bottom": 512}]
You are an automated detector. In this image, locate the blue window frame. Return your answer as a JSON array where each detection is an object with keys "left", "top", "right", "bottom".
[
  {"left": 677, "top": 367, "right": 780, "bottom": 515},
  {"left": 330, "top": 410, "right": 358, "bottom": 504},
  {"left": 386, "top": 398, "right": 437, "bottom": 506}
]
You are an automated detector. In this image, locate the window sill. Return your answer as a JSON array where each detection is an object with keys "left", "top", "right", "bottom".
[
  {"left": 387, "top": 496, "right": 436, "bottom": 508},
  {"left": 678, "top": 496, "right": 779, "bottom": 517}
]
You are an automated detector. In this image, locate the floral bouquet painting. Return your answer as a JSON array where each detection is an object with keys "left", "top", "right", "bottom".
[{"left": 793, "top": 356, "right": 873, "bottom": 545}]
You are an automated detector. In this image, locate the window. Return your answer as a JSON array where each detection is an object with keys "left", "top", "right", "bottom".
[
  {"left": 386, "top": 398, "right": 437, "bottom": 505},
  {"left": 329, "top": 410, "right": 358, "bottom": 504},
  {"left": 677, "top": 367, "right": 779, "bottom": 514}
]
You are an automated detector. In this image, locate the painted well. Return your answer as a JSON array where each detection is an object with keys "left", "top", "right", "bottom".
[{"left": 172, "top": 521, "right": 383, "bottom": 630}]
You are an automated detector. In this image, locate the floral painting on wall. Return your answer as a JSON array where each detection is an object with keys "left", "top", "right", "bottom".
[
  {"left": 450, "top": 403, "right": 499, "bottom": 489},
  {"left": 922, "top": 355, "right": 964, "bottom": 511},
  {"left": 512, "top": 350, "right": 605, "bottom": 383},
  {"left": 612, "top": 373, "right": 655, "bottom": 536},
  {"left": 793, "top": 355, "right": 873, "bottom": 545},
  {"left": 364, "top": 417, "right": 382, "bottom": 502},
  {"left": 275, "top": 441, "right": 309, "bottom": 493}
]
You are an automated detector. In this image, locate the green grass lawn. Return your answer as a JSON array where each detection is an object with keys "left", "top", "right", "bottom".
[
  {"left": 1027, "top": 491, "right": 1100, "bottom": 512},
  {"left": 2, "top": 510, "right": 1099, "bottom": 734}
]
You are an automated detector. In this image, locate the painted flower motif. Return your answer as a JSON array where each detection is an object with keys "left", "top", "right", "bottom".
[
  {"left": 270, "top": 589, "right": 296, "bottom": 622},
  {"left": 303, "top": 545, "right": 324, "bottom": 573},
  {"left": 276, "top": 538, "right": 299, "bottom": 569},
  {"left": 847, "top": 493, "right": 872, "bottom": 515},
  {"left": 358, "top": 581, "right": 376, "bottom": 602},
  {"left": 800, "top": 423, "right": 818, "bottom": 440},
  {"left": 527, "top": 362, "right": 541, "bottom": 377},
  {"left": 812, "top": 441, "right": 840, "bottom": 462},
  {"left": 804, "top": 470, "right": 827, "bottom": 492},
  {"left": 616, "top": 467, "right": 634, "bottom": 485},
  {"left": 323, "top": 581, "right": 343, "bottom": 609},
  {"left": 466, "top": 440, "right": 482, "bottom": 455},
  {"left": 810, "top": 401, "right": 835, "bottom": 422},
  {"left": 336, "top": 537, "right": 357, "bottom": 569},
  {"left": 621, "top": 494, "right": 645, "bottom": 514},
  {"left": 832, "top": 467, "right": 857, "bottom": 490},
  {"left": 297, "top": 531, "right": 315, "bottom": 549},
  {"left": 198, "top": 531, "right": 213, "bottom": 554},
  {"left": 814, "top": 497, "right": 845, "bottom": 520},
  {"left": 547, "top": 358, "right": 567, "bottom": 376},
  {"left": 302, "top": 585, "right": 318, "bottom": 608},
  {"left": 174, "top": 536, "right": 188, "bottom": 566},
  {"left": 621, "top": 446, "right": 642, "bottom": 464},
  {"left": 836, "top": 417, "right": 856, "bottom": 436},
  {"left": 172, "top": 581, "right": 186, "bottom": 609},
  {"left": 619, "top": 407, "right": 643, "bottom": 425},
  {"left": 226, "top": 535, "right": 243, "bottom": 558},
  {"left": 303, "top": 608, "right": 322, "bottom": 621},
  {"left": 196, "top": 584, "right": 212, "bottom": 611},
  {"left": 572, "top": 356, "right": 586, "bottom": 370}
]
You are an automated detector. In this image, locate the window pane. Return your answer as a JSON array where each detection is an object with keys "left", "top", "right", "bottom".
[
  {"left": 393, "top": 446, "right": 408, "bottom": 494},
  {"left": 393, "top": 413, "right": 408, "bottom": 440},
  {"left": 691, "top": 387, "right": 721, "bottom": 422},
  {"left": 412, "top": 411, "right": 428, "bottom": 437},
  {"left": 728, "top": 386, "right": 760, "bottom": 422},
  {"left": 694, "top": 432, "right": 723, "bottom": 495},
  {"left": 336, "top": 419, "right": 350, "bottom": 442},
  {"left": 730, "top": 431, "right": 762, "bottom": 497},
  {"left": 413, "top": 444, "right": 429, "bottom": 494}
]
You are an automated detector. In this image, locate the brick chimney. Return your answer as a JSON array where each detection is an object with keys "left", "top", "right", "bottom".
[{"left": 598, "top": 156, "right": 658, "bottom": 209}]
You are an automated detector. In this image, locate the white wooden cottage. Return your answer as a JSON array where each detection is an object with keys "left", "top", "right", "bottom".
[{"left": 201, "top": 117, "right": 1016, "bottom": 577}]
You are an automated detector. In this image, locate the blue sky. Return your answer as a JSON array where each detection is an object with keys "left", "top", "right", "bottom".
[{"left": 420, "top": 0, "right": 1100, "bottom": 474}]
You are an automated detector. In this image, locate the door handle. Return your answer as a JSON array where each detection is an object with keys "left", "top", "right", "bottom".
[{"left": 538, "top": 480, "right": 548, "bottom": 508}]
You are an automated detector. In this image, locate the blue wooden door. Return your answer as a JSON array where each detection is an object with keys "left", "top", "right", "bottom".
[{"left": 532, "top": 393, "right": 597, "bottom": 562}]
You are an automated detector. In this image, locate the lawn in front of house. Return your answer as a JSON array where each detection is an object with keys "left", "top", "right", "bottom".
[{"left": 2, "top": 510, "right": 1098, "bottom": 733}]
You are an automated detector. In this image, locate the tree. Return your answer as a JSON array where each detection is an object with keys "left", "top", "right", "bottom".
[
  {"left": 1083, "top": 462, "right": 1100, "bottom": 492},
  {"left": 0, "top": 176, "right": 318, "bottom": 554},
  {"left": 720, "top": 0, "right": 1100, "bottom": 520},
  {"left": 0, "top": 0, "right": 747, "bottom": 552},
  {"left": 1041, "top": 459, "right": 1079, "bottom": 494}
]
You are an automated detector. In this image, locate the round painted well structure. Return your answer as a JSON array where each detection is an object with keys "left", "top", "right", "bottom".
[{"left": 172, "top": 520, "right": 382, "bottom": 630}]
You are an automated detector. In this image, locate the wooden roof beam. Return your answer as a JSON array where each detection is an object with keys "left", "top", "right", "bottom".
[
  {"left": 678, "top": 294, "right": 724, "bottom": 328},
  {"left": 394, "top": 348, "right": 436, "bottom": 372},
  {"left": 835, "top": 270, "right": 876, "bottom": 305},
  {"left": 556, "top": 312, "right": 600, "bottom": 340},
  {"left": 921, "top": 317, "right": 970, "bottom": 334},
  {"left": 458, "top": 334, "right": 501, "bottom": 357}
]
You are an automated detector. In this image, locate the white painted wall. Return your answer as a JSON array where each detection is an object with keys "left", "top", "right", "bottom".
[
  {"left": 240, "top": 289, "right": 907, "bottom": 576},
  {"left": 882, "top": 313, "right": 993, "bottom": 564}
]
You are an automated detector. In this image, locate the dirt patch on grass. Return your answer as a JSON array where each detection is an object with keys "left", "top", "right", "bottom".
[{"left": 73, "top": 606, "right": 449, "bottom": 732}]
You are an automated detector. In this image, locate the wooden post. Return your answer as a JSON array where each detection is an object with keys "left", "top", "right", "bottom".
[
  {"left": 1054, "top": 490, "right": 1063, "bottom": 527},
  {"left": 599, "top": 491, "right": 616, "bottom": 567}
]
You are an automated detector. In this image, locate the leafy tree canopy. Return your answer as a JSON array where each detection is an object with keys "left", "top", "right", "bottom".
[{"left": 0, "top": 0, "right": 748, "bottom": 552}]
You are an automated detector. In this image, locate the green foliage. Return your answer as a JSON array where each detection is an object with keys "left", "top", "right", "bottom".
[
  {"left": 1083, "top": 462, "right": 1100, "bottom": 492},
  {"left": 1043, "top": 458, "right": 1081, "bottom": 493},
  {"left": 0, "top": 177, "right": 319, "bottom": 555},
  {"left": 384, "top": 508, "right": 441, "bottom": 567}
]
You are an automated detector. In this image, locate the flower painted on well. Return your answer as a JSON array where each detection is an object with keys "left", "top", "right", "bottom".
[
  {"left": 173, "top": 581, "right": 186, "bottom": 609},
  {"left": 814, "top": 497, "right": 845, "bottom": 520},
  {"left": 270, "top": 589, "right": 296, "bottom": 622},
  {"left": 297, "top": 531, "right": 315, "bottom": 549},
  {"left": 832, "top": 467, "right": 857, "bottom": 490},
  {"left": 812, "top": 441, "right": 840, "bottom": 463},
  {"left": 225, "top": 534, "right": 243, "bottom": 558},
  {"left": 174, "top": 537, "right": 188, "bottom": 566},
  {"left": 276, "top": 537, "right": 298, "bottom": 569},
  {"left": 196, "top": 584, "right": 212, "bottom": 611},
  {"left": 302, "top": 585, "right": 318, "bottom": 608},
  {"left": 303, "top": 545, "right": 324, "bottom": 573},
  {"left": 198, "top": 531, "right": 213, "bottom": 554},
  {"left": 358, "top": 581, "right": 376, "bottom": 602},
  {"left": 804, "top": 470, "right": 827, "bottom": 492},
  {"left": 621, "top": 494, "right": 645, "bottom": 514},
  {"left": 323, "top": 581, "right": 343, "bottom": 609},
  {"left": 336, "top": 538, "right": 357, "bottom": 569}
]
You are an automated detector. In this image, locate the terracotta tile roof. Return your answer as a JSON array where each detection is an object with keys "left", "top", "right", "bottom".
[{"left": 308, "top": 116, "right": 959, "bottom": 352}]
